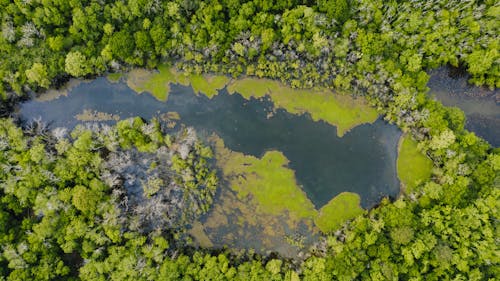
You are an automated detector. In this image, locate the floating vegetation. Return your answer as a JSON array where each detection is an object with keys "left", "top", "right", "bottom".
[
  {"left": 189, "top": 74, "right": 230, "bottom": 98},
  {"left": 158, "top": 111, "right": 181, "bottom": 129},
  {"left": 397, "top": 134, "right": 433, "bottom": 193},
  {"left": 126, "top": 66, "right": 379, "bottom": 136},
  {"left": 106, "top": 72, "right": 123, "bottom": 83},
  {"left": 314, "top": 192, "right": 364, "bottom": 233},
  {"left": 75, "top": 109, "right": 120, "bottom": 122},
  {"left": 226, "top": 78, "right": 379, "bottom": 136},
  {"left": 35, "top": 79, "right": 87, "bottom": 101},
  {"left": 211, "top": 135, "right": 317, "bottom": 223}
]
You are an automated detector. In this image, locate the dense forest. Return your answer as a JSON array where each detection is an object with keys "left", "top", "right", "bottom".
[{"left": 0, "top": 0, "right": 499, "bottom": 280}]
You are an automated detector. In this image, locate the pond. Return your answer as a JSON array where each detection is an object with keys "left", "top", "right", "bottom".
[
  {"left": 17, "top": 66, "right": 498, "bottom": 255},
  {"left": 427, "top": 67, "right": 499, "bottom": 147},
  {"left": 18, "top": 74, "right": 402, "bottom": 256},
  {"left": 20, "top": 77, "right": 401, "bottom": 207}
]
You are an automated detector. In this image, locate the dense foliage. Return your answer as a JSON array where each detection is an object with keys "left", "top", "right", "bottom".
[
  {"left": 0, "top": 0, "right": 498, "bottom": 96},
  {"left": 0, "top": 118, "right": 223, "bottom": 280},
  {"left": 0, "top": 0, "right": 499, "bottom": 280}
]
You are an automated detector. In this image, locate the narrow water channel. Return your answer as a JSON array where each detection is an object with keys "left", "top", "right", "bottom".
[{"left": 427, "top": 67, "right": 499, "bottom": 147}]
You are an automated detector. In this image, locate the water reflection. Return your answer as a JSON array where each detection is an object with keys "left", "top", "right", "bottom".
[
  {"left": 19, "top": 78, "right": 401, "bottom": 208},
  {"left": 19, "top": 77, "right": 402, "bottom": 255},
  {"left": 427, "top": 67, "right": 499, "bottom": 146}
]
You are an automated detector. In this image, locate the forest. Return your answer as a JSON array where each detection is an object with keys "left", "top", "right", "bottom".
[{"left": 0, "top": 0, "right": 499, "bottom": 280}]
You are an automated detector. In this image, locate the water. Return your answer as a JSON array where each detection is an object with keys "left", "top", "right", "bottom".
[
  {"left": 18, "top": 72, "right": 498, "bottom": 255},
  {"left": 427, "top": 67, "right": 499, "bottom": 147},
  {"left": 19, "top": 77, "right": 401, "bottom": 209}
]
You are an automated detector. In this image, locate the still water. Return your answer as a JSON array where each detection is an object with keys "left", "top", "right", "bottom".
[
  {"left": 19, "top": 77, "right": 401, "bottom": 209},
  {"left": 427, "top": 67, "right": 499, "bottom": 147}
]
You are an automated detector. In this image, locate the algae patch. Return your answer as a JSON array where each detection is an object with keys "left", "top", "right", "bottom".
[
  {"left": 75, "top": 109, "right": 120, "bottom": 122},
  {"left": 212, "top": 135, "right": 317, "bottom": 223},
  {"left": 125, "top": 66, "right": 378, "bottom": 136},
  {"left": 227, "top": 78, "right": 379, "bottom": 136},
  {"left": 35, "top": 79, "right": 87, "bottom": 102},
  {"left": 189, "top": 74, "right": 230, "bottom": 98},
  {"left": 199, "top": 185, "right": 316, "bottom": 257},
  {"left": 314, "top": 192, "right": 364, "bottom": 233},
  {"left": 397, "top": 134, "right": 433, "bottom": 193},
  {"left": 125, "top": 67, "right": 178, "bottom": 101},
  {"left": 106, "top": 72, "right": 123, "bottom": 83},
  {"left": 125, "top": 65, "right": 229, "bottom": 101}
]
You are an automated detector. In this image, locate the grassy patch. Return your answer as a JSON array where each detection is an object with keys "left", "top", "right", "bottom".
[
  {"left": 125, "top": 66, "right": 184, "bottom": 101},
  {"left": 106, "top": 72, "right": 123, "bottom": 83},
  {"left": 126, "top": 65, "right": 229, "bottom": 101},
  {"left": 227, "top": 78, "right": 379, "bottom": 136},
  {"left": 189, "top": 74, "right": 230, "bottom": 98},
  {"left": 397, "top": 135, "right": 433, "bottom": 193},
  {"left": 126, "top": 68, "right": 378, "bottom": 134},
  {"left": 314, "top": 192, "right": 364, "bottom": 233},
  {"left": 36, "top": 79, "right": 85, "bottom": 101},
  {"left": 226, "top": 78, "right": 272, "bottom": 99},
  {"left": 212, "top": 136, "right": 317, "bottom": 223}
]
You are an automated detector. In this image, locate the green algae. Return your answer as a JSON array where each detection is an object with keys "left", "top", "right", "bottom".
[
  {"left": 212, "top": 135, "right": 317, "bottom": 223},
  {"left": 126, "top": 66, "right": 379, "bottom": 136},
  {"left": 125, "top": 66, "right": 182, "bottom": 101},
  {"left": 397, "top": 135, "right": 433, "bottom": 193},
  {"left": 314, "top": 192, "right": 364, "bottom": 233},
  {"left": 226, "top": 78, "right": 379, "bottom": 136},
  {"left": 189, "top": 74, "right": 230, "bottom": 98},
  {"left": 126, "top": 65, "right": 229, "bottom": 101}
]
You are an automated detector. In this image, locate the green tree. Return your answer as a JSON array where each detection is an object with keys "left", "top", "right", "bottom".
[
  {"left": 65, "top": 51, "right": 91, "bottom": 77},
  {"left": 110, "top": 30, "right": 135, "bottom": 61},
  {"left": 25, "top": 62, "right": 50, "bottom": 88}
]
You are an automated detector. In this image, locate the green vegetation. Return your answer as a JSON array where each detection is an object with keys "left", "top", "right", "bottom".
[
  {"left": 106, "top": 72, "right": 123, "bottom": 83},
  {"left": 0, "top": 0, "right": 498, "bottom": 280},
  {"left": 126, "top": 65, "right": 230, "bottom": 100},
  {"left": 127, "top": 71, "right": 378, "bottom": 136},
  {"left": 227, "top": 78, "right": 379, "bottom": 136},
  {"left": 213, "top": 136, "right": 317, "bottom": 223},
  {"left": 126, "top": 66, "right": 181, "bottom": 101},
  {"left": 190, "top": 74, "right": 230, "bottom": 98},
  {"left": 314, "top": 192, "right": 364, "bottom": 233},
  {"left": 397, "top": 135, "right": 434, "bottom": 192}
]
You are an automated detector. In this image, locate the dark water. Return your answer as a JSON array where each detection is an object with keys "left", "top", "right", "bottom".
[
  {"left": 19, "top": 77, "right": 401, "bottom": 208},
  {"left": 427, "top": 67, "right": 500, "bottom": 147}
]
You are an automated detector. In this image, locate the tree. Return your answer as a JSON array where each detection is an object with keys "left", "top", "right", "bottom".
[
  {"left": 65, "top": 51, "right": 91, "bottom": 77},
  {"left": 317, "top": 0, "right": 350, "bottom": 23},
  {"left": 110, "top": 29, "right": 136, "bottom": 61},
  {"left": 25, "top": 63, "right": 50, "bottom": 88}
]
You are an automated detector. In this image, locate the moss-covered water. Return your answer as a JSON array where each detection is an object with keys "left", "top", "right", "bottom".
[{"left": 19, "top": 74, "right": 402, "bottom": 256}]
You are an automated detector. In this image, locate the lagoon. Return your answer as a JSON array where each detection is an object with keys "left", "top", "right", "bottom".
[
  {"left": 19, "top": 75, "right": 404, "bottom": 255},
  {"left": 19, "top": 77, "right": 401, "bottom": 209}
]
